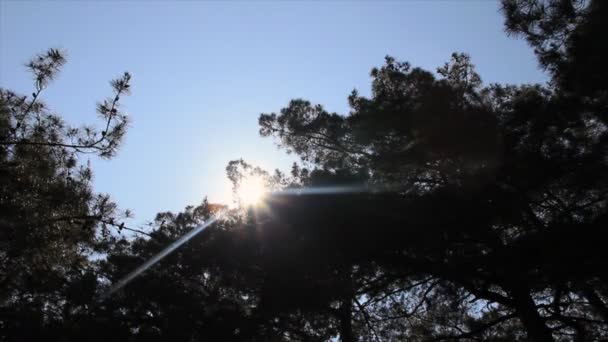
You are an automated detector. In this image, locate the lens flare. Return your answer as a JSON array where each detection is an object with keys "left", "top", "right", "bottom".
[
  {"left": 100, "top": 212, "right": 225, "bottom": 300},
  {"left": 100, "top": 184, "right": 377, "bottom": 301}
]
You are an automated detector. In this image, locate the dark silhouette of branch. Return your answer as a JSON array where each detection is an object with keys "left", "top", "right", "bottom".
[
  {"left": 354, "top": 297, "right": 381, "bottom": 342},
  {"left": 1, "top": 72, "right": 131, "bottom": 157},
  {"left": 46, "top": 215, "right": 152, "bottom": 237},
  {"left": 581, "top": 287, "right": 608, "bottom": 323},
  {"left": 426, "top": 313, "right": 516, "bottom": 341}
]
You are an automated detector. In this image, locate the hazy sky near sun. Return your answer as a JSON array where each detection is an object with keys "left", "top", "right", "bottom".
[{"left": 1, "top": 1, "right": 546, "bottom": 226}]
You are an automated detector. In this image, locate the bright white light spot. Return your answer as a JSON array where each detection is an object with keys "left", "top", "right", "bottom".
[{"left": 237, "top": 175, "right": 266, "bottom": 206}]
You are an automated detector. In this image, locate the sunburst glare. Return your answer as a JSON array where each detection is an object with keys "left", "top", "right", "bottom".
[{"left": 237, "top": 175, "right": 267, "bottom": 206}]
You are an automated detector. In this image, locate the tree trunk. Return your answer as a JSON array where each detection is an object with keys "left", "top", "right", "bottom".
[
  {"left": 511, "top": 287, "right": 554, "bottom": 342},
  {"left": 339, "top": 297, "right": 354, "bottom": 342},
  {"left": 339, "top": 266, "right": 355, "bottom": 342}
]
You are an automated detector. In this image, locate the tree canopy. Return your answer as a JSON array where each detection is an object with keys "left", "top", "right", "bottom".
[
  {"left": 0, "top": 48, "right": 134, "bottom": 340},
  {"left": 1, "top": 1, "right": 607, "bottom": 341}
]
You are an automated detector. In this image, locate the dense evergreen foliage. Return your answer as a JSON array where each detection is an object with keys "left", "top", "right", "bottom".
[{"left": 1, "top": 1, "right": 606, "bottom": 341}]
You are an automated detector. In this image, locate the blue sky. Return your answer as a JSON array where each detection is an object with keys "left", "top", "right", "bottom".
[{"left": 1, "top": 1, "right": 546, "bottom": 227}]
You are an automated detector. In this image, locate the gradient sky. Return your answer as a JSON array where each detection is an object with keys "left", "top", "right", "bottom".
[{"left": 0, "top": 1, "right": 547, "bottom": 227}]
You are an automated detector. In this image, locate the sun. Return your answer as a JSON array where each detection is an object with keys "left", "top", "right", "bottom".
[{"left": 237, "top": 175, "right": 267, "bottom": 206}]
